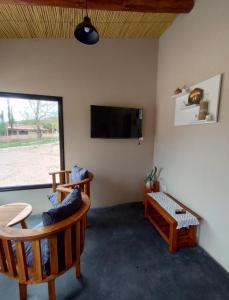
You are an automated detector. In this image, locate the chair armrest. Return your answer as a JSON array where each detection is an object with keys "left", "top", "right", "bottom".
[
  {"left": 0, "top": 193, "right": 90, "bottom": 241},
  {"left": 59, "top": 172, "right": 93, "bottom": 188},
  {"left": 60, "top": 177, "right": 91, "bottom": 188},
  {"left": 56, "top": 186, "right": 73, "bottom": 194},
  {"left": 56, "top": 173, "right": 93, "bottom": 201},
  {"left": 49, "top": 170, "right": 71, "bottom": 175}
]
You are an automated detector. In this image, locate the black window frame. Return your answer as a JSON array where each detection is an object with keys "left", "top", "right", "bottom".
[{"left": 0, "top": 92, "right": 65, "bottom": 192}]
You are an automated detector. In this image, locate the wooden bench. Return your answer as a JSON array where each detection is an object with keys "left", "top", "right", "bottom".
[
  {"left": 144, "top": 191, "right": 201, "bottom": 252},
  {"left": 0, "top": 184, "right": 90, "bottom": 300}
]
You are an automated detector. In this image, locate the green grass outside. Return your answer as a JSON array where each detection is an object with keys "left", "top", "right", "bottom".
[{"left": 0, "top": 137, "right": 59, "bottom": 149}]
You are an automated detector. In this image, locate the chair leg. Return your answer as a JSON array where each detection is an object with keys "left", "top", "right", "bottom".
[
  {"left": 19, "top": 283, "right": 27, "bottom": 300},
  {"left": 48, "top": 280, "right": 56, "bottom": 300},
  {"left": 75, "top": 261, "right": 81, "bottom": 278},
  {"left": 76, "top": 221, "right": 81, "bottom": 278}
]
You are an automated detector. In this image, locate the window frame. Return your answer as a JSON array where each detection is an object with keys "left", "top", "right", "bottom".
[{"left": 0, "top": 92, "right": 65, "bottom": 192}]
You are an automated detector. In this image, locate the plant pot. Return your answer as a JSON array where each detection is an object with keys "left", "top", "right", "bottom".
[
  {"left": 145, "top": 180, "right": 160, "bottom": 193},
  {"left": 145, "top": 181, "right": 152, "bottom": 192},
  {"left": 152, "top": 181, "right": 160, "bottom": 192}
]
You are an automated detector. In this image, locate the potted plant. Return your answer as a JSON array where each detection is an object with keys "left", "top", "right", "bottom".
[{"left": 145, "top": 166, "right": 160, "bottom": 192}]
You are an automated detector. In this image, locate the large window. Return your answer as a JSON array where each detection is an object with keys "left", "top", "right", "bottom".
[{"left": 0, "top": 92, "right": 64, "bottom": 191}]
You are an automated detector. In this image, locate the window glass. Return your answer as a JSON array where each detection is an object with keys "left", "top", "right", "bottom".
[{"left": 0, "top": 94, "right": 64, "bottom": 190}]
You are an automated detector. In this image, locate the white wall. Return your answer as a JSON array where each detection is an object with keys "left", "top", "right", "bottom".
[
  {"left": 154, "top": 0, "right": 229, "bottom": 271},
  {"left": 0, "top": 39, "right": 158, "bottom": 213}
]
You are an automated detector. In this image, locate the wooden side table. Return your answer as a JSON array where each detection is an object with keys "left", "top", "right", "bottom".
[
  {"left": 144, "top": 193, "right": 201, "bottom": 252},
  {"left": 0, "top": 203, "right": 32, "bottom": 228}
]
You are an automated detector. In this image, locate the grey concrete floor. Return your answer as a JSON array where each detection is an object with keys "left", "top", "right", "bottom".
[{"left": 0, "top": 202, "right": 229, "bottom": 300}]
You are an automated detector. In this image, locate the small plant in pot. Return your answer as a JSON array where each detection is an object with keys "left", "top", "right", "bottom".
[{"left": 145, "top": 166, "right": 160, "bottom": 192}]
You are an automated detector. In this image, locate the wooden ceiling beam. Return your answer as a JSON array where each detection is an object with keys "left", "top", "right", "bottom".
[{"left": 0, "top": 0, "right": 194, "bottom": 13}]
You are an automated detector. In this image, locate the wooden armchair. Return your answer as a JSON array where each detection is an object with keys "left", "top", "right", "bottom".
[
  {"left": 49, "top": 170, "right": 93, "bottom": 200},
  {"left": 0, "top": 187, "right": 90, "bottom": 300}
]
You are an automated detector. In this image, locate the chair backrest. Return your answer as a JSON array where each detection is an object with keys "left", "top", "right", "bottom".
[
  {"left": 49, "top": 170, "right": 72, "bottom": 192},
  {"left": 49, "top": 170, "right": 93, "bottom": 198},
  {"left": 0, "top": 193, "right": 90, "bottom": 285}
]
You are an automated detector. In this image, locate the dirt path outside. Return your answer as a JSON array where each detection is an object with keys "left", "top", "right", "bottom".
[{"left": 0, "top": 143, "right": 60, "bottom": 187}]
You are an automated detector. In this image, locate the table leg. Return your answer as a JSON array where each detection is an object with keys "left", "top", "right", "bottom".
[
  {"left": 20, "top": 220, "right": 27, "bottom": 229},
  {"left": 144, "top": 196, "right": 148, "bottom": 218}
]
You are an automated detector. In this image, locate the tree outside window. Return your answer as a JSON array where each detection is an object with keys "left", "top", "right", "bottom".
[{"left": 0, "top": 93, "right": 64, "bottom": 191}]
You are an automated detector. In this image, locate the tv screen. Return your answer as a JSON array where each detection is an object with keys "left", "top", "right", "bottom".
[{"left": 91, "top": 105, "right": 143, "bottom": 138}]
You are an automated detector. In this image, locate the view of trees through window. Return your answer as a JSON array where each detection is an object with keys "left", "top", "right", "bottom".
[{"left": 0, "top": 95, "right": 62, "bottom": 189}]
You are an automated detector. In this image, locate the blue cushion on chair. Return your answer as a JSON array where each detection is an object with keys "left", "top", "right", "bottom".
[
  {"left": 61, "top": 187, "right": 82, "bottom": 207},
  {"left": 47, "top": 186, "right": 82, "bottom": 208},
  {"left": 43, "top": 188, "right": 82, "bottom": 225},
  {"left": 70, "top": 165, "right": 89, "bottom": 182},
  {"left": 25, "top": 222, "right": 49, "bottom": 271},
  {"left": 42, "top": 187, "right": 83, "bottom": 271},
  {"left": 47, "top": 191, "right": 59, "bottom": 208},
  {"left": 13, "top": 222, "right": 50, "bottom": 274}
]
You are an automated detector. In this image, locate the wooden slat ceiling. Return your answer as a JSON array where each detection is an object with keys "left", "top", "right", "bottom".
[{"left": 0, "top": 4, "right": 178, "bottom": 38}]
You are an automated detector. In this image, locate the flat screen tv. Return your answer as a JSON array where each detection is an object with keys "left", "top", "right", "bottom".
[{"left": 91, "top": 105, "right": 143, "bottom": 138}]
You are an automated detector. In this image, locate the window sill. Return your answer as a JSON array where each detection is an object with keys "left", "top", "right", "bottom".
[{"left": 0, "top": 184, "right": 52, "bottom": 192}]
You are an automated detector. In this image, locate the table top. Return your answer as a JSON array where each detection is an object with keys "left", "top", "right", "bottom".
[
  {"left": 147, "top": 192, "right": 199, "bottom": 229},
  {"left": 0, "top": 202, "right": 32, "bottom": 227}
]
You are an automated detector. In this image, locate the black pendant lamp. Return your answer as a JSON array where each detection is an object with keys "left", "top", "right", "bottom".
[{"left": 74, "top": 0, "right": 99, "bottom": 45}]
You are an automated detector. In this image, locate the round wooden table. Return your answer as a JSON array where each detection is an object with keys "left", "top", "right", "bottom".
[{"left": 0, "top": 202, "right": 32, "bottom": 228}]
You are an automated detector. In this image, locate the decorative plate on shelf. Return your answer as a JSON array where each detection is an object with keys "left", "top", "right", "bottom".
[{"left": 188, "top": 88, "right": 203, "bottom": 105}]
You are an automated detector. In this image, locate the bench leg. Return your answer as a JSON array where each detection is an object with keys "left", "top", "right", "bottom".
[
  {"left": 48, "top": 280, "right": 56, "bottom": 300},
  {"left": 169, "top": 223, "right": 177, "bottom": 253},
  {"left": 19, "top": 283, "right": 27, "bottom": 300},
  {"left": 144, "top": 196, "right": 148, "bottom": 218},
  {"left": 189, "top": 226, "right": 197, "bottom": 247}
]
